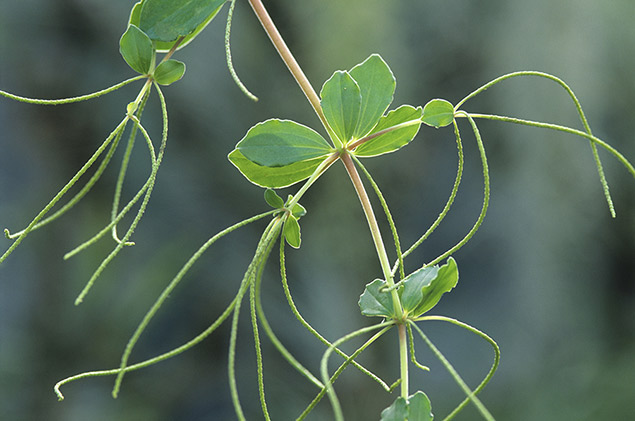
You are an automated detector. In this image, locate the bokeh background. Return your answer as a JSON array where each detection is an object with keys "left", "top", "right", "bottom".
[{"left": 1, "top": 0, "right": 634, "bottom": 420}]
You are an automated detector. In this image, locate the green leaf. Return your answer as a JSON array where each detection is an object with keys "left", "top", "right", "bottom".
[
  {"left": 349, "top": 54, "right": 396, "bottom": 138},
  {"left": 153, "top": 59, "right": 186, "bottom": 85},
  {"left": 354, "top": 105, "right": 423, "bottom": 157},
  {"left": 381, "top": 397, "right": 409, "bottom": 421},
  {"left": 381, "top": 392, "right": 434, "bottom": 421},
  {"left": 130, "top": 0, "right": 225, "bottom": 52},
  {"left": 283, "top": 215, "right": 301, "bottom": 249},
  {"left": 408, "top": 391, "right": 434, "bottom": 421},
  {"left": 119, "top": 24, "right": 154, "bottom": 74},
  {"left": 422, "top": 99, "right": 454, "bottom": 128},
  {"left": 320, "top": 71, "right": 362, "bottom": 143},
  {"left": 138, "top": 0, "right": 227, "bottom": 43},
  {"left": 264, "top": 189, "right": 284, "bottom": 209},
  {"left": 236, "top": 119, "right": 332, "bottom": 167},
  {"left": 291, "top": 203, "right": 306, "bottom": 218},
  {"left": 228, "top": 149, "right": 323, "bottom": 188},
  {"left": 359, "top": 279, "right": 395, "bottom": 318},
  {"left": 400, "top": 265, "right": 440, "bottom": 313},
  {"left": 402, "top": 258, "right": 458, "bottom": 318}
]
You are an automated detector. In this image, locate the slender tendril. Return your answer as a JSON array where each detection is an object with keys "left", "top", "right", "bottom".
[
  {"left": 0, "top": 76, "right": 144, "bottom": 105},
  {"left": 4, "top": 121, "right": 125, "bottom": 240},
  {"left": 414, "top": 316, "right": 500, "bottom": 421},
  {"left": 74, "top": 83, "right": 169, "bottom": 305},
  {"left": 229, "top": 218, "right": 283, "bottom": 420},
  {"left": 1, "top": 118, "right": 129, "bottom": 264},
  {"left": 56, "top": 214, "right": 277, "bottom": 401},
  {"left": 455, "top": 71, "right": 615, "bottom": 216},
  {"left": 279, "top": 231, "right": 392, "bottom": 392},
  {"left": 110, "top": 210, "right": 274, "bottom": 397},
  {"left": 462, "top": 113, "right": 635, "bottom": 180},
  {"left": 225, "top": 0, "right": 258, "bottom": 101},
  {"left": 409, "top": 320, "right": 498, "bottom": 421},
  {"left": 406, "top": 323, "right": 430, "bottom": 372},
  {"left": 253, "top": 256, "right": 323, "bottom": 389},
  {"left": 317, "top": 323, "right": 393, "bottom": 421},
  {"left": 249, "top": 232, "right": 282, "bottom": 421},
  {"left": 393, "top": 119, "right": 465, "bottom": 275},
  {"left": 111, "top": 91, "right": 151, "bottom": 246},
  {"left": 425, "top": 113, "right": 489, "bottom": 268}
]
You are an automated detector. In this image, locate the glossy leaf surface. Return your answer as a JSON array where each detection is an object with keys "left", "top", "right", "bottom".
[
  {"left": 283, "top": 215, "right": 301, "bottom": 249},
  {"left": 354, "top": 105, "right": 423, "bottom": 157},
  {"left": 349, "top": 54, "right": 396, "bottom": 138},
  {"left": 320, "top": 71, "right": 361, "bottom": 143},
  {"left": 359, "top": 279, "right": 395, "bottom": 318},
  {"left": 236, "top": 119, "right": 332, "bottom": 167},
  {"left": 401, "top": 257, "right": 458, "bottom": 317},
  {"left": 119, "top": 25, "right": 154, "bottom": 74},
  {"left": 422, "top": 99, "right": 454, "bottom": 128},
  {"left": 138, "top": 0, "right": 227, "bottom": 43},
  {"left": 153, "top": 60, "right": 186, "bottom": 85},
  {"left": 228, "top": 150, "right": 323, "bottom": 188}
]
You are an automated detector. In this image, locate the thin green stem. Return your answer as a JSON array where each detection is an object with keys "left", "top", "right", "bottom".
[
  {"left": 340, "top": 153, "right": 403, "bottom": 318},
  {"left": 4, "top": 119, "right": 125, "bottom": 239},
  {"left": 409, "top": 321, "right": 496, "bottom": 421},
  {"left": 395, "top": 119, "right": 464, "bottom": 273},
  {"left": 111, "top": 90, "right": 151, "bottom": 245},
  {"left": 74, "top": 83, "right": 168, "bottom": 304},
  {"left": 57, "top": 216, "right": 278, "bottom": 401},
  {"left": 0, "top": 76, "right": 144, "bottom": 105},
  {"left": 455, "top": 70, "right": 615, "bottom": 217},
  {"left": 248, "top": 221, "right": 282, "bottom": 421},
  {"left": 415, "top": 316, "right": 500, "bottom": 421},
  {"left": 254, "top": 258, "right": 323, "bottom": 389},
  {"left": 426, "top": 113, "right": 489, "bottom": 268},
  {"left": 63, "top": 176, "right": 150, "bottom": 260},
  {"left": 286, "top": 152, "right": 339, "bottom": 210},
  {"left": 228, "top": 218, "right": 283, "bottom": 420},
  {"left": 109, "top": 210, "right": 274, "bottom": 397},
  {"left": 462, "top": 113, "right": 635, "bottom": 180},
  {"left": 250, "top": 282, "right": 272, "bottom": 420},
  {"left": 1, "top": 117, "right": 129, "bottom": 264},
  {"left": 229, "top": 278, "right": 248, "bottom": 421},
  {"left": 246, "top": 0, "right": 338, "bottom": 145},
  {"left": 279, "top": 235, "right": 391, "bottom": 391},
  {"left": 318, "top": 323, "right": 393, "bottom": 421},
  {"left": 225, "top": 0, "right": 258, "bottom": 101},
  {"left": 352, "top": 155, "right": 406, "bottom": 282},
  {"left": 406, "top": 324, "right": 430, "bottom": 373}
]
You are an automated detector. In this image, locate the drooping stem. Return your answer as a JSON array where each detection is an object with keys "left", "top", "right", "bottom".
[
  {"left": 247, "top": 0, "right": 337, "bottom": 143},
  {"left": 339, "top": 153, "right": 402, "bottom": 317},
  {"left": 340, "top": 153, "right": 410, "bottom": 399}
]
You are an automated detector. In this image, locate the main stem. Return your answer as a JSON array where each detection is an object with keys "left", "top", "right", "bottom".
[
  {"left": 339, "top": 155, "right": 400, "bottom": 307},
  {"left": 247, "top": 0, "right": 335, "bottom": 142},
  {"left": 248, "top": 0, "right": 409, "bottom": 400}
]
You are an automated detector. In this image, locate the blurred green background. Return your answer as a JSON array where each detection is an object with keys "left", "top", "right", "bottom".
[{"left": 1, "top": 1, "right": 634, "bottom": 420}]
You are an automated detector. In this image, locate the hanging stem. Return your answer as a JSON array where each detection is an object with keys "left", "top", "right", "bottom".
[
  {"left": 247, "top": 0, "right": 337, "bottom": 144},
  {"left": 339, "top": 152, "right": 409, "bottom": 398}
]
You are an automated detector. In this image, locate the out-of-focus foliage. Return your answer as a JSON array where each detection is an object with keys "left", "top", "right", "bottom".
[{"left": 0, "top": 0, "right": 633, "bottom": 420}]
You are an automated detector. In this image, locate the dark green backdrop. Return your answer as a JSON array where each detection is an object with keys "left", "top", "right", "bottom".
[{"left": 1, "top": 1, "right": 634, "bottom": 420}]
